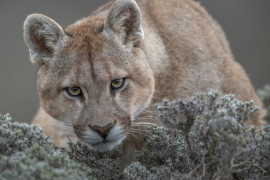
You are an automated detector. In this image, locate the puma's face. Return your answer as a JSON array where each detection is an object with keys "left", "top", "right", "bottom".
[
  {"left": 24, "top": 0, "right": 155, "bottom": 150},
  {"left": 38, "top": 35, "right": 154, "bottom": 150}
]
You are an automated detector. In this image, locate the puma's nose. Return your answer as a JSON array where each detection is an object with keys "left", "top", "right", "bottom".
[{"left": 91, "top": 123, "right": 114, "bottom": 138}]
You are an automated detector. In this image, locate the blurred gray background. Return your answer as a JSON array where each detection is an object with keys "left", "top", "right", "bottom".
[{"left": 0, "top": 0, "right": 269, "bottom": 123}]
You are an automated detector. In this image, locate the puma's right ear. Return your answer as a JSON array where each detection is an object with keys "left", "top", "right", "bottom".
[
  {"left": 104, "top": 0, "right": 144, "bottom": 47},
  {"left": 23, "top": 14, "right": 65, "bottom": 68}
]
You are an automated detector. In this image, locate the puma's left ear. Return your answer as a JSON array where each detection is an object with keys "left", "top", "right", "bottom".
[{"left": 104, "top": 0, "right": 144, "bottom": 47}]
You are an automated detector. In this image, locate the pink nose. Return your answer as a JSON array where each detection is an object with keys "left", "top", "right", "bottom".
[{"left": 91, "top": 123, "right": 114, "bottom": 138}]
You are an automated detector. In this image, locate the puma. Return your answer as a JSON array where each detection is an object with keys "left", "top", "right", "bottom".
[{"left": 23, "top": 0, "right": 265, "bottom": 152}]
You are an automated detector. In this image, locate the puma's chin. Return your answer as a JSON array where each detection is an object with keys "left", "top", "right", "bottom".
[
  {"left": 85, "top": 138, "right": 126, "bottom": 151},
  {"left": 81, "top": 125, "right": 127, "bottom": 151}
]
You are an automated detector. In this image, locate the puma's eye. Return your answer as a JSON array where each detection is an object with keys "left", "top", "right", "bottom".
[
  {"left": 65, "top": 86, "right": 83, "bottom": 98},
  {"left": 111, "top": 78, "right": 125, "bottom": 91}
]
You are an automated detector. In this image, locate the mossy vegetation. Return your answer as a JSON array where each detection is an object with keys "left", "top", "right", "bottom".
[{"left": 0, "top": 88, "right": 269, "bottom": 179}]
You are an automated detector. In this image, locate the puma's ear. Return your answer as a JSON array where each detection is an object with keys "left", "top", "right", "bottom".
[
  {"left": 104, "top": 0, "right": 144, "bottom": 47},
  {"left": 23, "top": 14, "right": 65, "bottom": 68}
]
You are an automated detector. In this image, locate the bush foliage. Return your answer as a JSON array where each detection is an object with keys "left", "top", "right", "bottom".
[
  {"left": 0, "top": 88, "right": 269, "bottom": 179},
  {"left": 125, "top": 90, "right": 270, "bottom": 179},
  {"left": 0, "top": 114, "right": 93, "bottom": 180},
  {"left": 258, "top": 84, "right": 270, "bottom": 123}
]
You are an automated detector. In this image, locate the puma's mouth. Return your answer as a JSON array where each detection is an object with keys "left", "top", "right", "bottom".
[
  {"left": 89, "top": 138, "right": 126, "bottom": 150},
  {"left": 82, "top": 125, "right": 126, "bottom": 151}
]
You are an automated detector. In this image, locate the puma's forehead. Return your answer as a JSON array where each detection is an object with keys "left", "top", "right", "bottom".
[
  {"left": 59, "top": 56, "right": 129, "bottom": 90},
  {"left": 49, "top": 35, "right": 131, "bottom": 83}
]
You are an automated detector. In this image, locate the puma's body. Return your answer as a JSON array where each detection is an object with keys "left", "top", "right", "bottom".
[{"left": 25, "top": 0, "right": 265, "bottom": 151}]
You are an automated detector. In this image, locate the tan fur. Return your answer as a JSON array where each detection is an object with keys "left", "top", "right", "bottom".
[{"left": 24, "top": 0, "right": 265, "bottom": 158}]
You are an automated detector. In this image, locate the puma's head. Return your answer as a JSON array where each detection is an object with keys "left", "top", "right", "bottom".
[{"left": 23, "top": 0, "right": 155, "bottom": 150}]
